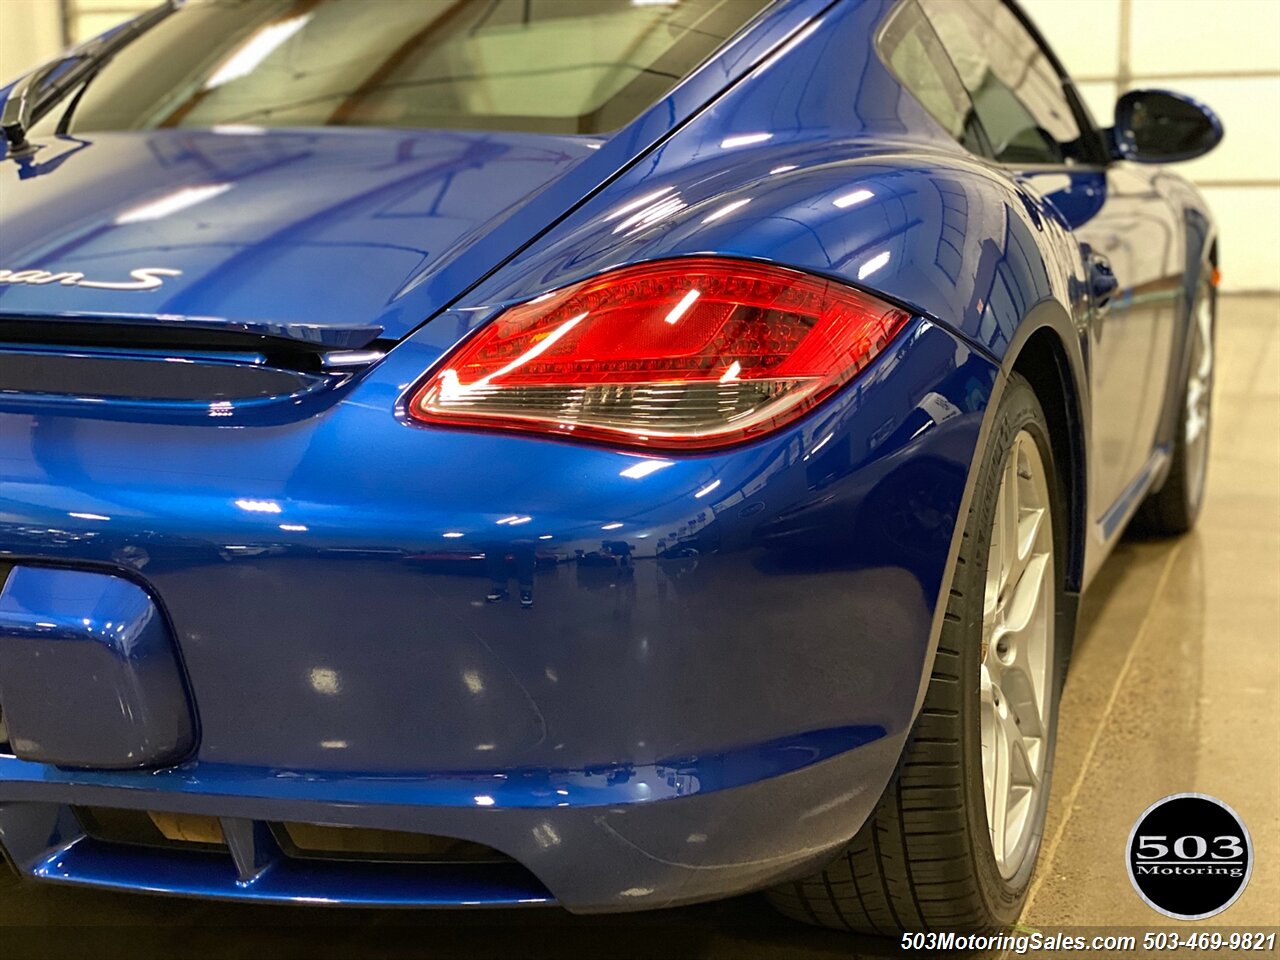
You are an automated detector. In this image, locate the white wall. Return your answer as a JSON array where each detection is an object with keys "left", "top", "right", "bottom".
[
  {"left": 65, "top": 0, "right": 154, "bottom": 43},
  {"left": 1022, "top": 0, "right": 1280, "bottom": 291},
  {"left": 0, "top": 0, "right": 64, "bottom": 85},
  {"left": 3, "top": 0, "right": 1278, "bottom": 289}
]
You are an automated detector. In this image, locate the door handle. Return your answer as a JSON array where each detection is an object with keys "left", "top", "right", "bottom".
[{"left": 1083, "top": 246, "right": 1119, "bottom": 309}]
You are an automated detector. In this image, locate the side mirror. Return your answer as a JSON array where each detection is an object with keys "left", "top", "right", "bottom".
[{"left": 1109, "top": 89, "right": 1223, "bottom": 163}]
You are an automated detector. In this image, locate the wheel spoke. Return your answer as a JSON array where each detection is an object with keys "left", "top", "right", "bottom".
[
  {"left": 1182, "top": 291, "right": 1215, "bottom": 504},
  {"left": 984, "top": 680, "right": 1012, "bottom": 867},
  {"left": 1010, "top": 715, "right": 1041, "bottom": 792},
  {"left": 1007, "top": 648, "right": 1047, "bottom": 742},
  {"left": 980, "top": 427, "right": 1055, "bottom": 879},
  {"left": 999, "top": 449, "right": 1021, "bottom": 593},
  {"left": 1187, "top": 295, "right": 1214, "bottom": 446},
  {"left": 1186, "top": 406, "right": 1207, "bottom": 443},
  {"left": 1196, "top": 295, "right": 1214, "bottom": 381},
  {"left": 1007, "top": 505, "right": 1046, "bottom": 615}
]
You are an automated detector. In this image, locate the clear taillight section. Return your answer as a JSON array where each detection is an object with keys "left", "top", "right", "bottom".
[{"left": 407, "top": 257, "right": 910, "bottom": 451}]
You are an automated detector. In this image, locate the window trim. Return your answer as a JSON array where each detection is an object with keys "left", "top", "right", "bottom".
[
  {"left": 874, "top": 0, "right": 996, "bottom": 158},
  {"left": 41, "top": 0, "right": 781, "bottom": 139},
  {"left": 1001, "top": 0, "right": 1112, "bottom": 166},
  {"left": 885, "top": 0, "right": 1112, "bottom": 169}
]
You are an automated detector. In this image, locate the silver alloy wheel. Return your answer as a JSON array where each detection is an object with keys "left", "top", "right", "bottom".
[
  {"left": 1184, "top": 290, "right": 1214, "bottom": 510},
  {"left": 980, "top": 429, "right": 1054, "bottom": 879}
]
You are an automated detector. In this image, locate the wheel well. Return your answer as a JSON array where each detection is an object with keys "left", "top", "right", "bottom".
[{"left": 1011, "top": 328, "right": 1086, "bottom": 593}]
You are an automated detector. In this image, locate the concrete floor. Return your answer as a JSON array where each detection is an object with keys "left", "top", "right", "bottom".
[{"left": 3, "top": 296, "right": 1278, "bottom": 959}]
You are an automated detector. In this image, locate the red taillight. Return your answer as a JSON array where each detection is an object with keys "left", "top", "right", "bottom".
[{"left": 407, "top": 258, "right": 910, "bottom": 451}]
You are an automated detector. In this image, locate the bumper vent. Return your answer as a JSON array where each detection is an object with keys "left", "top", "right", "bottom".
[
  {"left": 1, "top": 564, "right": 13, "bottom": 755},
  {"left": 277, "top": 822, "right": 513, "bottom": 864},
  {"left": 3, "top": 801, "right": 554, "bottom": 907},
  {"left": 0, "top": 348, "right": 328, "bottom": 403},
  {"left": 77, "top": 807, "right": 225, "bottom": 852},
  {"left": 75, "top": 807, "right": 513, "bottom": 866},
  {"left": 0, "top": 318, "right": 387, "bottom": 416}
]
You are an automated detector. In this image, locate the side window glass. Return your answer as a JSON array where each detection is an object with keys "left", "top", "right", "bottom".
[
  {"left": 879, "top": 1, "right": 986, "bottom": 154},
  {"left": 921, "top": 0, "right": 1082, "bottom": 165}
]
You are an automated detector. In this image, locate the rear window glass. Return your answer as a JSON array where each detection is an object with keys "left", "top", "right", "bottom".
[{"left": 37, "top": 0, "right": 771, "bottom": 137}]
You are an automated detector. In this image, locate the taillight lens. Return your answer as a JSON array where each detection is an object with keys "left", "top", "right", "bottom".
[{"left": 407, "top": 257, "right": 910, "bottom": 451}]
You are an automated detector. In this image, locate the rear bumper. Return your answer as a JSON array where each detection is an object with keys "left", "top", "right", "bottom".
[
  {"left": 0, "top": 316, "right": 996, "bottom": 908},
  {"left": 0, "top": 730, "right": 903, "bottom": 911}
]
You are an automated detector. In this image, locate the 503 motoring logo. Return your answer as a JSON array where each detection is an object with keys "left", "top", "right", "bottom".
[{"left": 1126, "top": 793, "right": 1254, "bottom": 920}]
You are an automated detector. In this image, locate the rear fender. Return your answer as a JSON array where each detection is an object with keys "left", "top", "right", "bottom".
[
  {"left": 1148, "top": 201, "right": 1217, "bottom": 490},
  {"left": 403, "top": 148, "right": 1083, "bottom": 376}
]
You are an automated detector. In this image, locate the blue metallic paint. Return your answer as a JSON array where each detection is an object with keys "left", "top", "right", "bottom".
[
  {"left": 0, "top": 0, "right": 834, "bottom": 342},
  {"left": 0, "top": 305, "right": 995, "bottom": 907},
  {"left": 0, "top": 314, "right": 992, "bottom": 774},
  {"left": 0, "top": 566, "right": 194, "bottom": 768},
  {"left": 0, "top": 0, "right": 1216, "bottom": 912},
  {"left": 0, "top": 801, "right": 553, "bottom": 906},
  {"left": 407, "top": 0, "right": 1089, "bottom": 419},
  {"left": 0, "top": 726, "right": 907, "bottom": 909}
]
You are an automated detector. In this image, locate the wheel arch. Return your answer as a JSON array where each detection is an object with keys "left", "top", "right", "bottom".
[
  {"left": 907, "top": 298, "right": 1087, "bottom": 727},
  {"left": 1149, "top": 199, "right": 1219, "bottom": 490},
  {"left": 995, "top": 303, "right": 1089, "bottom": 671},
  {"left": 1008, "top": 323, "right": 1087, "bottom": 596}
]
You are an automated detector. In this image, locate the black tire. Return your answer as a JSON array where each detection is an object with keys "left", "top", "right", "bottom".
[
  {"left": 0, "top": 707, "right": 13, "bottom": 888},
  {"left": 0, "top": 846, "right": 18, "bottom": 889},
  {"left": 1131, "top": 275, "right": 1215, "bottom": 536},
  {"left": 767, "top": 373, "right": 1068, "bottom": 935}
]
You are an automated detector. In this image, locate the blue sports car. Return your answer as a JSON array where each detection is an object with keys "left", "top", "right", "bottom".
[{"left": 0, "top": 0, "right": 1221, "bottom": 935}]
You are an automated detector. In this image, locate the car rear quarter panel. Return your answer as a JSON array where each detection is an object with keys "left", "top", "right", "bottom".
[
  {"left": 0, "top": 308, "right": 994, "bottom": 775},
  {"left": 0, "top": 0, "right": 1099, "bottom": 911},
  {"left": 410, "top": 0, "right": 1089, "bottom": 376},
  {"left": 399, "top": 0, "right": 1094, "bottom": 592},
  {"left": 0, "top": 0, "right": 1067, "bottom": 784}
]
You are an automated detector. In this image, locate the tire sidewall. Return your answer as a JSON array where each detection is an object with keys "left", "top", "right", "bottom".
[{"left": 957, "top": 373, "right": 1068, "bottom": 922}]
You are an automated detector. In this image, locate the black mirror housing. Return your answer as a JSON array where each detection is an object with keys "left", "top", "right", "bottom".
[{"left": 1109, "top": 89, "right": 1224, "bottom": 163}]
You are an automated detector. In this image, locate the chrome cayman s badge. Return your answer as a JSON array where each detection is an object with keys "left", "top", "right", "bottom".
[{"left": 0, "top": 267, "right": 182, "bottom": 291}]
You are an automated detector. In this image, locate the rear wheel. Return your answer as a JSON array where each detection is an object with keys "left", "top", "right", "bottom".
[
  {"left": 1132, "top": 275, "right": 1215, "bottom": 536},
  {"left": 0, "top": 707, "right": 14, "bottom": 888},
  {"left": 767, "top": 374, "right": 1066, "bottom": 934},
  {"left": 0, "top": 837, "right": 17, "bottom": 889}
]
